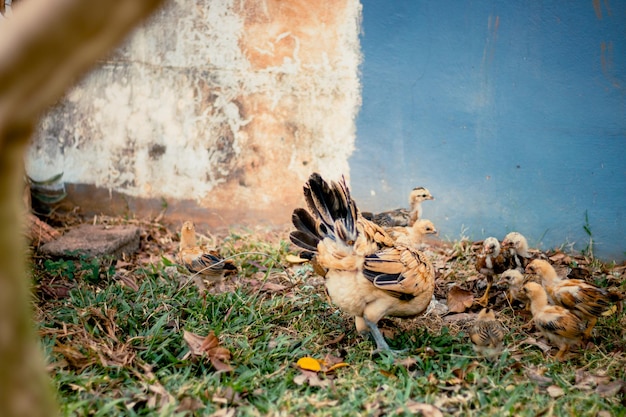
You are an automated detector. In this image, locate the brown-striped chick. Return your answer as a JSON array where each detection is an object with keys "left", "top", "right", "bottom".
[
  {"left": 526, "top": 259, "right": 620, "bottom": 341},
  {"left": 522, "top": 282, "right": 586, "bottom": 361},
  {"left": 469, "top": 308, "right": 506, "bottom": 360},
  {"left": 178, "top": 221, "right": 237, "bottom": 290}
]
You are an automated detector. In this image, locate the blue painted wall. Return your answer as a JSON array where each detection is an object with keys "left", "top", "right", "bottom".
[{"left": 351, "top": 1, "right": 626, "bottom": 261}]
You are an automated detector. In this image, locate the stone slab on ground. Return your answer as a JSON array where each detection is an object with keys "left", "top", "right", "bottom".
[{"left": 39, "top": 224, "right": 141, "bottom": 259}]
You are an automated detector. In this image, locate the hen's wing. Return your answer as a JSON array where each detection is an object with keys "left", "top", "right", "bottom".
[{"left": 362, "top": 246, "right": 434, "bottom": 300}]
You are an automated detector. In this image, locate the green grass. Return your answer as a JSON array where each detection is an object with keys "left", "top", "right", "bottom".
[{"left": 32, "top": 227, "right": 626, "bottom": 416}]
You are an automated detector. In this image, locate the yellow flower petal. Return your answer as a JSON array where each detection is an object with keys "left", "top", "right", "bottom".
[
  {"left": 296, "top": 356, "right": 322, "bottom": 372},
  {"left": 326, "top": 362, "right": 349, "bottom": 373}
]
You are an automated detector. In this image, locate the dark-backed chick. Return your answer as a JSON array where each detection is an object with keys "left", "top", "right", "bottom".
[
  {"left": 522, "top": 282, "right": 586, "bottom": 361},
  {"left": 474, "top": 237, "right": 508, "bottom": 306},
  {"left": 387, "top": 219, "right": 437, "bottom": 249},
  {"left": 501, "top": 232, "right": 531, "bottom": 271},
  {"left": 526, "top": 259, "right": 620, "bottom": 341},
  {"left": 469, "top": 308, "right": 506, "bottom": 360},
  {"left": 362, "top": 186, "right": 434, "bottom": 227},
  {"left": 290, "top": 173, "right": 435, "bottom": 352},
  {"left": 178, "top": 221, "right": 237, "bottom": 288}
]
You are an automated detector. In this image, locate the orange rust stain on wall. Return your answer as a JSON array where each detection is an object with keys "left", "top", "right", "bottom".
[
  {"left": 239, "top": 0, "right": 348, "bottom": 69},
  {"left": 198, "top": 93, "right": 309, "bottom": 226}
]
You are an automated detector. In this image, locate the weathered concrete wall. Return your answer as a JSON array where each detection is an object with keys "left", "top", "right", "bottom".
[{"left": 26, "top": 0, "right": 362, "bottom": 227}]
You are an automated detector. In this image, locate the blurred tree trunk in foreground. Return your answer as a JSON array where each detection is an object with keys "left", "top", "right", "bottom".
[{"left": 0, "top": 1, "right": 164, "bottom": 416}]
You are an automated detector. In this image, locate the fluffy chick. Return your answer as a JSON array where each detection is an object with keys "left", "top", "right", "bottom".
[
  {"left": 497, "top": 269, "right": 528, "bottom": 308},
  {"left": 387, "top": 219, "right": 437, "bottom": 248},
  {"left": 407, "top": 186, "right": 435, "bottom": 225},
  {"left": 501, "top": 232, "right": 531, "bottom": 271},
  {"left": 526, "top": 259, "right": 620, "bottom": 341},
  {"left": 474, "top": 237, "right": 508, "bottom": 306},
  {"left": 362, "top": 186, "right": 434, "bottom": 228},
  {"left": 290, "top": 173, "right": 435, "bottom": 352},
  {"left": 469, "top": 308, "right": 506, "bottom": 360},
  {"left": 522, "top": 282, "right": 586, "bottom": 361},
  {"left": 178, "top": 221, "right": 237, "bottom": 288}
]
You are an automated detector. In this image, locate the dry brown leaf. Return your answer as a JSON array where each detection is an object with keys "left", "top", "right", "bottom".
[
  {"left": 53, "top": 343, "right": 96, "bottom": 371},
  {"left": 176, "top": 396, "right": 204, "bottom": 414},
  {"left": 520, "top": 337, "right": 553, "bottom": 354},
  {"left": 183, "top": 330, "right": 233, "bottom": 373},
  {"left": 395, "top": 356, "right": 418, "bottom": 370},
  {"left": 116, "top": 272, "right": 139, "bottom": 292},
  {"left": 208, "top": 408, "right": 236, "bottom": 417},
  {"left": 306, "top": 398, "right": 339, "bottom": 407},
  {"left": 548, "top": 253, "right": 568, "bottom": 263},
  {"left": 596, "top": 380, "right": 625, "bottom": 397},
  {"left": 574, "top": 369, "right": 611, "bottom": 390},
  {"left": 379, "top": 369, "right": 396, "bottom": 379},
  {"left": 183, "top": 330, "right": 206, "bottom": 357},
  {"left": 398, "top": 401, "right": 444, "bottom": 417},
  {"left": 293, "top": 369, "right": 331, "bottom": 387},
  {"left": 323, "top": 333, "right": 345, "bottom": 346},
  {"left": 525, "top": 367, "right": 553, "bottom": 386},
  {"left": 447, "top": 285, "right": 474, "bottom": 313},
  {"left": 546, "top": 385, "right": 564, "bottom": 398},
  {"left": 259, "top": 282, "right": 288, "bottom": 293}
]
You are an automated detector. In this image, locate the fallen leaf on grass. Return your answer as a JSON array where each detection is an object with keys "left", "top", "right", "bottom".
[
  {"left": 183, "top": 330, "right": 233, "bottom": 373},
  {"left": 115, "top": 272, "right": 139, "bottom": 292},
  {"left": 285, "top": 254, "right": 308, "bottom": 264},
  {"left": 395, "top": 356, "right": 418, "bottom": 370},
  {"left": 296, "top": 355, "right": 349, "bottom": 373},
  {"left": 307, "top": 398, "right": 339, "bottom": 407},
  {"left": 53, "top": 343, "right": 97, "bottom": 371},
  {"left": 574, "top": 369, "right": 611, "bottom": 390},
  {"left": 246, "top": 276, "right": 290, "bottom": 293},
  {"left": 176, "top": 396, "right": 204, "bottom": 414},
  {"left": 323, "top": 333, "right": 345, "bottom": 346},
  {"left": 208, "top": 408, "right": 236, "bottom": 417},
  {"left": 524, "top": 367, "right": 553, "bottom": 387},
  {"left": 546, "top": 385, "right": 564, "bottom": 398},
  {"left": 396, "top": 401, "right": 443, "bottom": 417},
  {"left": 596, "top": 380, "right": 625, "bottom": 397},
  {"left": 294, "top": 355, "right": 348, "bottom": 387},
  {"left": 447, "top": 286, "right": 474, "bottom": 313},
  {"left": 129, "top": 363, "right": 176, "bottom": 411},
  {"left": 548, "top": 252, "right": 570, "bottom": 263},
  {"left": 520, "top": 337, "right": 553, "bottom": 354},
  {"left": 293, "top": 370, "right": 331, "bottom": 387},
  {"left": 259, "top": 282, "right": 289, "bottom": 293}
]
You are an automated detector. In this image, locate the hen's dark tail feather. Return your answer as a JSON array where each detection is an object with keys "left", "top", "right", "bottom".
[
  {"left": 290, "top": 208, "right": 320, "bottom": 258},
  {"left": 289, "top": 173, "right": 359, "bottom": 255}
]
